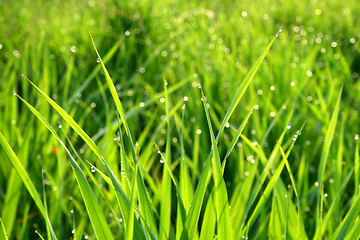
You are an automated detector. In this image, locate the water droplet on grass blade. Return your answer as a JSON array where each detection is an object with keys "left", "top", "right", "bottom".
[
  {"left": 90, "top": 166, "right": 96, "bottom": 173},
  {"left": 96, "top": 58, "right": 100, "bottom": 63},
  {"left": 160, "top": 160, "right": 164, "bottom": 163},
  {"left": 355, "top": 134, "right": 359, "bottom": 140}
]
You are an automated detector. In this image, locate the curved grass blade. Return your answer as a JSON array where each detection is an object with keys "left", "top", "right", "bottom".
[
  {"left": 90, "top": 33, "right": 157, "bottom": 238},
  {"left": 181, "top": 30, "right": 280, "bottom": 240},
  {"left": 199, "top": 83, "right": 232, "bottom": 240},
  {"left": 0, "top": 131, "right": 57, "bottom": 240},
  {"left": 13, "top": 93, "right": 114, "bottom": 240},
  {"left": 316, "top": 83, "right": 343, "bottom": 233},
  {"left": 216, "top": 28, "right": 282, "bottom": 140},
  {"left": 222, "top": 99, "right": 258, "bottom": 174},
  {"left": 89, "top": 32, "right": 130, "bottom": 137},
  {"left": 20, "top": 75, "right": 146, "bottom": 239}
]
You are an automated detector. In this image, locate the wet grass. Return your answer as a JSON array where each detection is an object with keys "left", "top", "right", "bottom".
[{"left": 1, "top": 0, "right": 360, "bottom": 239}]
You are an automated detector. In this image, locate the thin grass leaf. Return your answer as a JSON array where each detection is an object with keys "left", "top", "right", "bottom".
[
  {"left": 125, "top": 167, "right": 137, "bottom": 240},
  {"left": 316, "top": 83, "right": 343, "bottom": 233},
  {"left": 0, "top": 131, "right": 57, "bottom": 240},
  {"left": 199, "top": 83, "right": 232, "bottom": 240},
  {"left": 278, "top": 141, "right": 303, "bottom": 239},
  {"left": 222, "top": 99, "right": 258, "bottom": 174},
  {"left": 181, "top": 30, "right": 279, "bottom": 240},
  {"left": 237, "top": 109, "right": 294, "bottom": 236},
  {"left": 0, "top": 218, "right": 7, "bottom": 240},
  {"left": 13, "top": 93, "right": 114, "bottom": 240},
  {"left": 159, "top": 80, "right": 172, "bottom": 240},
  {"left": 199, "top": 190, "right": 216, "bottom": 240},
  {"left": 332, "top": 193, "right": 360, "bottom": 239},
  {"left": 216, "top": 28, "right": 282, "bottom": 139},
  {"left": 20, "top": 75, "right": 146, "bottom": 239}
]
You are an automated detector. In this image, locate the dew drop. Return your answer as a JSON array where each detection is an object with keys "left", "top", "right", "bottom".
[
  {"left": 225, "top": 122, "right": 230, "bottom": 128},
  {"left": 160, "top": 160, "right": 164, "bottom": 164},
  {"left": 355, "top": 134, "right": 359, "bottom": 141},
  {"left": 292, "top": 135, "right": 298, "bottom": 141},
  {"left": 58, "top": 124, "right": 62, "bottom": 129},
  {"left": 90, "top": 166, "right": 96, "bottom": 173},
  {"left": 164, "top": 80, "right": 168, "bottom": 86},
  {"left": 96, "top": 58, "right": 100, "bottom": 63},
  {"left": 182, "top": 104, "right": 185, "bottom": 110},
  {"left": 70, "top": 209, "right": 74, "bottom": 213},
  {"left": 324, "top": 193, "right": 328, "bottom": 198},
  {"left": 286, "top": 124, "right": 291, "bottom": 129},
  {"left": 72, "top": 229, "right": 75, "bottom": 234}
]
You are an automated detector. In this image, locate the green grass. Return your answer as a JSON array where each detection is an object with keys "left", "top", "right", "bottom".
[{"left": 1, "top": 0, "right": 360, "bottom": 239}]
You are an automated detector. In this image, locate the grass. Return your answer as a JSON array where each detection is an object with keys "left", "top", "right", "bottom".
[{"left": 1, "top": 0, "right": 360, "bottom": 239}]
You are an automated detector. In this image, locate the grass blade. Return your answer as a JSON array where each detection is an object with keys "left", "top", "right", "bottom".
[
  {"left": 216, "top": 28, "right": 281, "bottom": 139},
  {"left": 0, "top": 218, "right": 7, "bottom": 240},
  {"left": 181, "top": 30, "right": 279, "bottom": 240},
  {"left": 199, "top": 83, "right": 232, "bottom": 240},
  {"left": 13, "top": 93, "right": 115, "bottom": 240},
  {"left": 159, "top": 80, "right": 172, "bottom": 240},
  {"left": 316, "top": 83, "right": 343, "bottom": 234},
  {"left": 0, "top": 130, "right": 57, "bottom": 240},
  {"left": 20, "top": 74, "right": 146, "bottom": 239}
]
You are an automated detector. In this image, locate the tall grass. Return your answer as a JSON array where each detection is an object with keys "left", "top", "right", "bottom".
[{"left": 1, "top": 0, "right": 360, "bottom": 239}]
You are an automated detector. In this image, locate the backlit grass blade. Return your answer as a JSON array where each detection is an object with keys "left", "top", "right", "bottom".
[
  {"left": 1, "top": 119, "right": 32, "bottom": 235},
  {"left": 0, "top": 131, "right": 57, "bottom": 240},
  {"left": 181, "top": 31, "right": 279, "bottom": 240},
  {"left": 125, "top": 167, "right": 137, "bottom": 240},
  {"left": 13, "top": 93, "right": 114, "bottom": 240},
  {"left": 222, "top": 99, "right": 258, "bottom": 174},
  {"left": 199, "top": 190, "right": 216, "bottom": 240},
  {"left": 237, "top": 122, "right": 290, "bottom": 235},
  {"left": 90, "top": 34, "right": 157, "bottom": 238},
  {"left": 20, "top": 75, "right": 146, "bottom": 239},
  {"left": 89, "top": 32, "right": 130, "bottom": 137},
  {"left": 316, "top": 83, "right": 343, "bottom": 232},
  {"left": 199, "top": 83, "right": 232, "bottom": 240},
  {"left": 332, "top": 193, "right": 360, "bottom": 239},
  {"left": 0, "top": 218, "right": 7, "bottom": 240},
  {"left": 176, "top": 105, "right": 194, "bottom": 240},
  {"left": 216, "top": 28, "right": 281, "bottom": 139},
  {"left": 278, "top": 142, "right": 303, "bottom": 239},
  {"left": 159, "top": 80, "right": 172, "bottom": 240},
  {"left": 314, "top": 167, "right": 354, "bottom": 238}
]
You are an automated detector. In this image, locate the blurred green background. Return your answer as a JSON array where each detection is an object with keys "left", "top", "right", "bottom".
[{"left": 1, "top": 0, "right": 360, "bottom": 239}]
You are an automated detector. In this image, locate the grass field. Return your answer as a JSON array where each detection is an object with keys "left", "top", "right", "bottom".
[{"left": 1, "top": 0, "right": 360, "bottom": 239}]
